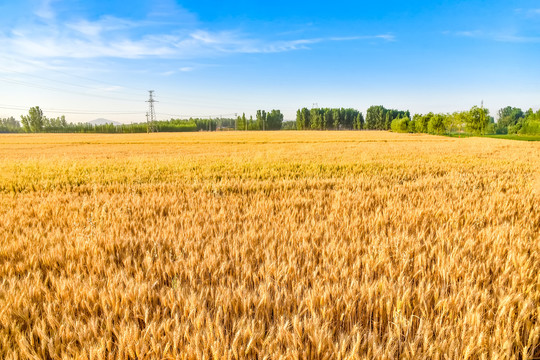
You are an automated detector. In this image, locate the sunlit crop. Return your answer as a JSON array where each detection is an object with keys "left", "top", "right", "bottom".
[{"left": 0, "top": 131, "right": 539, "bottom": 359}]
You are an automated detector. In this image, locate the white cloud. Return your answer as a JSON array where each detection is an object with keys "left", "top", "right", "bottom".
[
  {"left": 447, "top": 30, "right": 540, "bottom": 43},
  {"left": 444, "top": 30, "right": 483, "bottom": 38},
  {"left": 34, "top": 0, "right": 57, "bottom": 20},
  {"left": 515, "top": 8, "right": 540, "bottom": 16},
  {"left": 0, "top": 7, "right": 394, "bottom": 61},
  {"left": 160, "top": 70, "right": 176, "bottom": 76},
  {"left": 455, "top": 30, "right": 481, "bottom": 37},
  {"left": 66, "top": 16, "right": 137, "bottom": 37},
  {"left": 495, "top": 35, "right": 540, "bottom": 43}
]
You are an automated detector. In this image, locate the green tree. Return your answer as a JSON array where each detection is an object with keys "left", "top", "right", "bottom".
[
  {"left": 242, "top": 113, "right": 247, "bottom": 130},
  {"left": 296, "top": 109, "right": 303, "bottom": 130},
  {"left": 428, "top": 114, "right": 446, "bottom": 134},
  {"left": 255, "top": 110, "right": 267, "bottom": 130},
  {"left": 366, "top": 106, "right": 408, "bottom": 130},
  {"left": 413, "top": 113, "right": 431, "bottom": 133},
  {"left": 332, "top": 109, "right": 340, "bottom": 129},
  {"left": 236, "top": 114, "right": 244, "bottom": 131},
  {"left": 301, "top": 108, "right": 310, "bottom": 129},
  {"left": 466, "top": 106, "right": 490, "bottom": 135},
  {"left": 391, "top": 117, "right": 410, "bottom": 133},
  {"left": 517, "top": 108, "right": 540, "bottom": 135},
  {"left": 322, "top": 108, "right": 332, "bottom": 130},
  {"left": 310, "top": 108, "right": 321, "bottom": 129},
  {"left": 354, "top": 112, "right": 364, "bottom": 130},
  {"left": 21, "top": 106, "right": 45, "bottom": 133},
  {"left": 266, "top": 110, "right": 284, "bottom": 130},
  {"left": 451, "top": 111, "right": 468, "bottom": 133},
  {"left": 366, "top": 106, "right": 384, "bottom": 130},
  {"left": 385, "top": 112, "right": 392, "bottom": 130},
  {"left": 496, "top": 106, "right": 524, "bottom": 134},
  {"left": 255, "top": 110, "right": 263, "bottom": 130},
  {"left": 0, "top": 117, "right": 21, "bottom": 133},
  {"left": 344, "top": 108, "right": 357, "bottom": 129}
]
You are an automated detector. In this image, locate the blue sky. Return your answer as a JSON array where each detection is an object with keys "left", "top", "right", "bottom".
[{"left": 0, "top": 0, "right": 538, "bottom": 123}]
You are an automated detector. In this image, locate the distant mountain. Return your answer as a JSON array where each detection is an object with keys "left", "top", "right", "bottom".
[{"left": 88, "top": 118, "right": 122, "bottom": 126}]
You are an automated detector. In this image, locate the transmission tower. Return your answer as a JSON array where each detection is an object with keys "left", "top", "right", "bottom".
[{"left": 146, "top": 90, "right": 158, "bottom": 133}]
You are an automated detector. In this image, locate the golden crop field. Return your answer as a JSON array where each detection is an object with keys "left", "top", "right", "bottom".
[{"left": 0, "top": 131, "right": 539, "bottom": 359}]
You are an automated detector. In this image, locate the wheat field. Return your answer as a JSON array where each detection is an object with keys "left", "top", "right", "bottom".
[{"left": 0, "top": 131, "right": 539, "bottom": 359}]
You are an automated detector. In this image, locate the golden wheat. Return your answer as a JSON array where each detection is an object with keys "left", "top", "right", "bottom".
[{"left": 0, "top": 131, "right": 539, "bottom": 359}]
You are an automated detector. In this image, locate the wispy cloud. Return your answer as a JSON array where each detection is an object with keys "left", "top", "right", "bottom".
[
  {"left": 0, "top": 6, "right": 394, "bottom": 61},
  {"left": 455, "top": 30, "right": 482, "bottom": 38},
  {"left": 160, "top": 70, "right": 176, "bottom": 76},
  {"left": 329, "top": 34, "right": 395, "bottom": 42},
  {"left": 443, "top": 30, "right": 483, "bottom": 38},
  {"left": 34, "top": 0, "right": 58, "bottom": 20},
  {"left": 495, "top": 35, "right": 540, "bottom": 43},
  {"left": 515, "top": 8, "right": 540, "bottom": 17},
  {"left": 66, "top": 16, "right": 138, "bottom": 37},
  {"left": 446, "top": 29, "right": 540, "bottom": 43}
]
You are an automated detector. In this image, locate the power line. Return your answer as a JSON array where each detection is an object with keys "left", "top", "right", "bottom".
[
  {"left": 160, "top": 112, "right": 238, "bottom": 119},
  {"left": 0, "top": 65, "right": 125, "bottom": 93},
  {"left": 0, "top": 75, "right": 251, "bottom": 113},
  {"left": 46, "top": 110, "right": 144, "bottom": 115},
  {"left": 0, "top": 55, "right": 247, "bottom": 104},
  {"left": 0, "top": 55, "right": 261, "bottom": 107},
  {"left": 0, "top": 60, "right": 258, "bottom": 111},
  {"left": 0, "top": 76, "right": 141, "bottom": 103},
  {"left": 0, "top": 104, "right": 143, "bottom": 115},
  {"left": 0, "top": 104, "right": 28, "bottom": 111},
  {"left": 0, "top": 55, "right": 149, "bottom": 95},
  {"left": 0, "top": 103, "right": 235, "bottom": 119}
]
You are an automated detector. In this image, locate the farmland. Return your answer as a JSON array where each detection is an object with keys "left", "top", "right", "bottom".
[{"left": 0, "top": 131, "right": 539, "bottom": 359}]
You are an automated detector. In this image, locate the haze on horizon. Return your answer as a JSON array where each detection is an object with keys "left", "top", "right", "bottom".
[{"left": 0, "top": 0, "right": 539, "bottom": 124}]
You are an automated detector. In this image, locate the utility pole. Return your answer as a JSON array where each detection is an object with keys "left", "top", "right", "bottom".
[{"left": 146, "top": 90, "right": 158, "bottom": 133}]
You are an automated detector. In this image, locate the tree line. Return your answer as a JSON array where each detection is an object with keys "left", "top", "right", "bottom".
[
  {"left": 235, "top": 110, "right": 284, "bottom": 131},
  {"left": 294, "top": 105, "right": 539, "bottom": 135},
  {"left": 389, "top": 106, "right": 540, "bottom": 136},
  {"left": 365, "top": 106, "right": 410, "bottom": 130},
  {"left": 495, "top": 106, "right": 540, "bottom": 135},
  {"left": 296, "top": 108, "right": 364, "bottom": 130},
  {"left": 1, "top": 105, "right": 539, "bottom": 135},
  {"left": 388, "top": 106, "right": 491, "bottom": 135},
  {"left": 0, "top": 106, "right": 281, "bottom": 133},
  {"left": 0, "top": 117, "right": 20, "bottom": 133}
]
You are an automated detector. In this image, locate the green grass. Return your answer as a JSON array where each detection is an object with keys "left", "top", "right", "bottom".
[
  {"left": 483, "top": 134, "right": 540, "bottom": 141},
  {"left": 444, "top": 133, "right": 540, "bottom": 141},
  {"left": 444, "top": 133, "right": 474, "bottom": 138}
]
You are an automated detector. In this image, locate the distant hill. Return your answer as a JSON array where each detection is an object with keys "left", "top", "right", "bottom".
[{"left": 88, "top": 118, "right": 122, "bottom": 126}]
